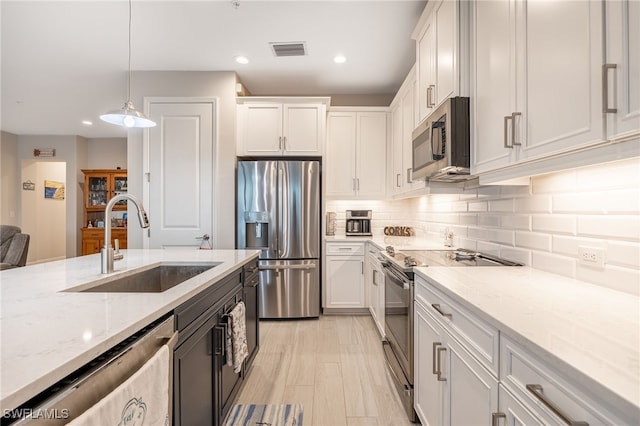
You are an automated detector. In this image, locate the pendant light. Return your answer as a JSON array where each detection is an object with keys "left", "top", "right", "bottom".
[{"left": 100, "top": 0, "right": 155, "bottom": 128}]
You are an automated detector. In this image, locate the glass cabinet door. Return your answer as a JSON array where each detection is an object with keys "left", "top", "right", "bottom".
[
  {"left": 87, "top": 176, "right": 108, "bottom": 207},
  {"left": 113, "top": 175, "right": 128, "bottom": 205}
]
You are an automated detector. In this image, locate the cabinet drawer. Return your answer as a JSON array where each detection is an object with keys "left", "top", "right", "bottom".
[
  {"left": 501, "top": 335, "right": 626, "bottom": 425},
  {"left": 415, "top": 275, "right": 499, "bottom": 376},
  {"left": 326, "top": 242, "right": 365, "bottom": 255}
]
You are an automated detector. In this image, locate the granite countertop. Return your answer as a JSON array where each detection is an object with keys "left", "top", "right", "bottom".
[
  {"left": 414, "top": 266, "right": 640, "bottom": 420},
  {"left": 0, "top": 249, "right": 260, "bottom": 411}
]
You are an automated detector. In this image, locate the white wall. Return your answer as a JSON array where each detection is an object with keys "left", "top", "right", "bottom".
[
  {"left": 21, "top": 161, "right": 67, "bottom": 263},
  {"left": 87, "top": 138, "right": 126, "bottom": 170},
  {"left": 327, "top": 157, "right": 640, "bottom": 296},
  {"left": 127, "top": 71, "right": 239, "bottom": 249},
  {"left": 0, "top": 131, "right": 19, "bottom": 226},
  {"left": 17, "top": 135, "right": 88, "bottom": 258}
]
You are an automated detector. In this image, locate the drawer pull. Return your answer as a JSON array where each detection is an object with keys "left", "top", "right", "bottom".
[
  {"left": 492, "top": 412, "right": 506, "bottom": 426},
  {"left": 432, "top": 303, "right": 452, "bottom": 319},
  {"left": 432, "top": 342, "right": 442, "bottom": 375},
  {"left": 526, "top": 384, "right": 589, "bottom": 426}
]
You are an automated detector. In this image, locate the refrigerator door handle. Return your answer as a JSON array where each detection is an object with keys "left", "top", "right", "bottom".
[{"left": 259, "top": 263, "right": 318, "bottom": 271}]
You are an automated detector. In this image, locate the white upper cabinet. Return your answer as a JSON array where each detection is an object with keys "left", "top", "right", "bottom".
[
  {"left": 413, "top": 0, "right": 464, "bottom": 125},
  {"left": 325, "top": 108, "right": 388, "bottom": 199},
  {"left": 389, "top": 67, "right": 424, "bottom": 197},
  {"left": 237, "top": 98, "right": 329, "bottom": 156},
  {"left": 471, "top": 0, "right": 639, "bottom": 182},
  {"left": 605, "top": 0, "right": 640, "bottom": 141}
]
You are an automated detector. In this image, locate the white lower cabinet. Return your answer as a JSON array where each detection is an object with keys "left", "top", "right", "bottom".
[
  {"left": 497, "top": 385, "right": 546, "bottom": 426},
  {"left": 366, "top": 243, "right": 385, "bottom": 337},
  {"left": 324, "top": 242, "right": 365, "bottom": 310},
  {"left": 414, "top": 284, "right": 499, "bottom": 425}
]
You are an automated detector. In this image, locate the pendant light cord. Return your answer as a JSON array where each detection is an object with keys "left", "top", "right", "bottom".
[{"left": 127, "top": 0, "right": 132, "bottom": 102}]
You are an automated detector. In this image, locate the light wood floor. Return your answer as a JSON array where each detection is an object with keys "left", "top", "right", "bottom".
[{"left": 235, "top": 315, "right": 414, "bottom": 426}]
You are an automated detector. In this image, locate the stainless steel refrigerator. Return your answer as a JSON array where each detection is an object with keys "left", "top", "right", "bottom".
[{"left": 236, "top": 160, "right": 320, "bottom": 318}]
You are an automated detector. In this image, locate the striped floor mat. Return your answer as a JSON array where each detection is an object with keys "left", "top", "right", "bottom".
[{"left": 223, "top": 404, "right": 303, "bottom": 426}]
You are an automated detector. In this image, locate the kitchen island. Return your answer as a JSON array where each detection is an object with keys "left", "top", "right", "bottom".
[{"left": 0, "top": 249, "right": 260, "bottom": 412}]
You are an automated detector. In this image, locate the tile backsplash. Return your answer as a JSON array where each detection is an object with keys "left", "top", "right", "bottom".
[{"left": 326, "top": 157, "right": 640, "bottom": 295}]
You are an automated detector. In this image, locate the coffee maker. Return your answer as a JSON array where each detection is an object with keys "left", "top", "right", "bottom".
[{"left": 345, "top": 210, "right": 372, "bottom": 236}]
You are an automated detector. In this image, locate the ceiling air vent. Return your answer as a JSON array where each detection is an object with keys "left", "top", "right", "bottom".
[{"left": 270, "top": 42, "right": 307, "bottom": 57}]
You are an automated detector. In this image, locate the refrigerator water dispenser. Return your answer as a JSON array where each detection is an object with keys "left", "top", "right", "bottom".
[{"left": 245, "top": 211, "right": 269, "bottom": 248}]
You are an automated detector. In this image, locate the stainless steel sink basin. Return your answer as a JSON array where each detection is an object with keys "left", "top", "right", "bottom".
[{"left": 66, "top": 262, "right": 220, "bottom": 293}]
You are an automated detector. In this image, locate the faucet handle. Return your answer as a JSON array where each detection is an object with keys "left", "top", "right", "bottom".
[{"left": 113, "top": 239, "right": 123, "bottom": 261}]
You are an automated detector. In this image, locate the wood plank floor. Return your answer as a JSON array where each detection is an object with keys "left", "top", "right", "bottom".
[{"left": 235, "top": 315, "right": 414, "bottom": 426}]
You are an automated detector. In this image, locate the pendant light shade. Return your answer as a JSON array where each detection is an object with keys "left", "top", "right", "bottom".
[{"left": 101, "top": 0, "right": 155, "bottom": 128}]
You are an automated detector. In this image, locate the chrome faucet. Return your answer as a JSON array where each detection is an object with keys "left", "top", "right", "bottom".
[{"left": 101, "top": 194, "right": 150, "bottom": 274}]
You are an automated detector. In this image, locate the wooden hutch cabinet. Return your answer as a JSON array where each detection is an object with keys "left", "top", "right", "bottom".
[{"left": 81, "top": 169, "right": 128, "bottom": 255}]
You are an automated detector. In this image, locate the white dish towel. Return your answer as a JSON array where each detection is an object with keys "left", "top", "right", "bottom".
[
  {"left": 68, "top": 344, "right": 170, "bottom": 426},
  {"left": 226, "top": 301, "right": 249, "bottom": 373}
]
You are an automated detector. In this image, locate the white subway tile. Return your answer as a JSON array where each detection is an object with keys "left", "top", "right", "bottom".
[
  {"left": 575, "top": 157, "right": 640, "bottom": 191},
  {"left": 489, "top": 199, "right": 515, "bottom": 212},
  {"left": 576, "top": 265, "right": 640, "bottom": 296},
  {"left": 499, "top": 247, "right": 531, "bottom": 265},
  {"left": 606, "top": 241, "right": 640, "bottom": 268},
  {"left": 485, "top": 228, "right": 515, "bottom": 245},
  {"left": 532, "top": 170, "right": 578, "bottom": 194},
  {"left": 553, "top": 190, "right": 640, "bottom": 214},
  {"left": 552, "top": 235, "right": 605, "bottom": 258},
  {"left": 531, "top": 252, "right": 576, "bottom": 277},
  {"left": 514, "top": 195, "right": 552, "bottom": 213},
  {"left": 501, "top": 214, "right": 530, "bottom": 230},
  {"left": 468, "top": 201, "right": 488, "bottom": 212},
  {"left": 459, "top": 214, "right": 478, "bottom": 226},
  {"left": 515, "top": 232, "right": 552, "bottom": 251},
  {"left": 532, "top": 215, "right": 577, "bottom": 235},
  {"left": 478, "top": 214, "right": 501, "bottom": 227},
  {"left": 578, "top": 215, "right": 640, "bottom": 240}
]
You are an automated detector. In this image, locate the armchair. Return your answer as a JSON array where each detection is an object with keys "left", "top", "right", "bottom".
[{"left": 0, "top": 225, "right": 30, "bottom": 270}]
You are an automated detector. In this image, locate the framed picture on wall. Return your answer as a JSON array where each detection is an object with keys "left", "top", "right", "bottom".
[{"left": 44, "top": 180, "right": 65, "bottom": 200}]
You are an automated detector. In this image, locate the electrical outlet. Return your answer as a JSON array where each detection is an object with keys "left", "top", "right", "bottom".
[{"left": 578, "top": 246, "right": 605, "bottom": 268}]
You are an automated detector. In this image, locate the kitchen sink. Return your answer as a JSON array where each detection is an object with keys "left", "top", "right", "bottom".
[{"left": 65, "top": 262, "right": 220, "bottom": 293}]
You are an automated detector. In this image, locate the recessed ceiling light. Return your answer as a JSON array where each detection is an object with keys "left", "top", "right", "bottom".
[
  {"left": 334, "top": 55, "right": 347, "bottom": 64},
  {"left": 235, "top": 55, "right": 249, "bottom": 65},
  {"left": 82, "top": 120, "right": 93, "bottom": 126}
]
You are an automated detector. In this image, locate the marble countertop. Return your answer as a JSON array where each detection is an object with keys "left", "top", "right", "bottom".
[
  {"left": 414, "top": 266, "right": 640, "bottom": 419},
  {"left": 0, "top": 249, "right": 260, "bottom": 411}
]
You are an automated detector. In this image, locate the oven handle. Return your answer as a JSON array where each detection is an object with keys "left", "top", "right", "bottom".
[{"left": 382, "top": 264, "right": 411, "bottom": 289}]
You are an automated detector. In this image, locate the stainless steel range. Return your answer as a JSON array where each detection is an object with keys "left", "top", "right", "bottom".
[{"left": 380, "top": 246, "right": 522, "bottom": 422}]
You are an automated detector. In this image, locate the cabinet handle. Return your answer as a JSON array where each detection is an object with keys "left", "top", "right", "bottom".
[
  {"left": 213, "top": 324, "right": 226, "bottom": 356},
  {"left": 492, "top": 412, "right": 506, "bottom": 426},
  {"left": 526, "top": 384, "right": 589, "bottom": 426},
  {"left": 373, "top": 269, "right": 378, "bottom": 285},
  {"left": 432, "top": 342, "right": 442, "bottom": 375},
  {"left": 283, "top": 136, "right": 287, "bottom": 150},
  {"left": 396, "top": 173, "right": 401, "bottom": 188},
  {"left": 431, "top": 303, "right": 452, "bottom": 319},
  {"left": 504, "top": 115, "right": 513, "bottom": 148},
  {"left": 279, "top": 136, "right": 283, "bottom": 150},
  {"left": 436, "top": 347, "right": 447, "bottom": 381},
  {"left": 602, "top": 63, "right": 617, "bottom": 113},
  {"left": 427, "top": 85, "right": 436, "bottom": 108},
  {"left": 352, "top": 178, "right": 356, "bottom": 191},
  {"left": 356, "top": 178, "right": 360, "bottom": 191},
  {"left": 407, "top": 168, "right": 413, "bottom": 184},
  {"left": 426, "top": 86, "right": 432, "bottom": 109},
  {"left": 511, "top": 112, "right": 522, "bottom": 146}
]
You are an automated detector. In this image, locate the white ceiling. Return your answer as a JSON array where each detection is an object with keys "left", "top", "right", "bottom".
[{"left": 1, "top": 0, "right": 427, "bottom": 138}]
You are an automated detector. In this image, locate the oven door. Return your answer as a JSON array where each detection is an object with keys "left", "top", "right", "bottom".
[{"left": 382, "top": 263, "right": 414, "bottom": 383}]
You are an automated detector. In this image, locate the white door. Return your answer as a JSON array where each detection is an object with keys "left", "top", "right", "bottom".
[
  {"left": 435, "top": 0, "right": 455, "bottom": 106},
  {"left": 417, "top": 18, "right": 437, "bottom": 123},
  {"left": 414, "top": 304, "right": 444, "bottom": 426},
  {"left": 518, "top": 0, "right": 605, "bottom": 161},
  {"left": 606, "top": 0, "right": 640, "bottom": 140},
  {"left": 355, "top": 111, "right": 387, "bottom": 198},
  {"left": 282, "top": 104, "right": 323, "bottom": 155},
  {"left": 325, "top": 112, "right": 356, "bottom": 197},
  {"left": 240, "top": 103, "right": 283, "bottom": 155},
  {"left": 391, "top": 102, "right": 403, "bottom": 194},
  {"left": 471, "top": 0, "right": 518, "bottom": 174},
  {"left": 325, "top": 256, "right": 364, "bottom": 308},
  {"left": 146, "top": 100, "right": 215, "bottom": 249}
]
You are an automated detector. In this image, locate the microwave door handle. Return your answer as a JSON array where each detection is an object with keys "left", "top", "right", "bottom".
[{"left": 431, "top": 121, "right": 445, "bottom": 161}]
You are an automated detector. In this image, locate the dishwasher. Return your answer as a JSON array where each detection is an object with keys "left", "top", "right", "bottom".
[{"left": 4, "top": 315, "right": 177, "bottom": 426}]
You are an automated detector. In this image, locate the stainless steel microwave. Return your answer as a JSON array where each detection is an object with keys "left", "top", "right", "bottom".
[{"left": 411, "top": 97, "right": 471, "bottom": 182}]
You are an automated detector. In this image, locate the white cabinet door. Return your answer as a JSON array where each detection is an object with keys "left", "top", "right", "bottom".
[
  {"left": 435, "top": 0, "right": 455, "bottom": 107},
  {"left": 238, "top": 101, "right": 325, "bottom": 156},
  {"left": 356, "top": 111, "right": 387, "bottom": 198},
  {"left": 446, "top": 335, "right": 499, "bottom": 425},
  {"left": 471, "top": 0, "right": 517, "bottom": 174},
  {"left": 414, "top": 302, "right": 445, "bottom": 426},
  {"left": 147, "top": 100, "right": 215, "bottom": 248},
  {"left": 390, "top": 101, "right": 403, "bottom": 194},
  {"left": 326, "top": 109, "right": 388, "bottom": 199},
  {"left": 498, "top": 385, "right": 546, "bottom": 426},
  {"left": 325, "top": 255, "right": 364, "bottom": 308},
  {"left": 518, "top": 0, "right": 605, "bottom": 161},
  {"left": 239, "top": 103, "right": 283, "bottom": 155},
  {"left": 605, "top": 0, "right": 640, "bottom": 141},
  {"left": 325, "top": 112, "right": 357, "bottom": 197},
  {"left": 417, "top": 17, "right": 437, "bottom": 123},
  {"left": 282, "top": 104, "right": 324, "bottom": 155}
]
